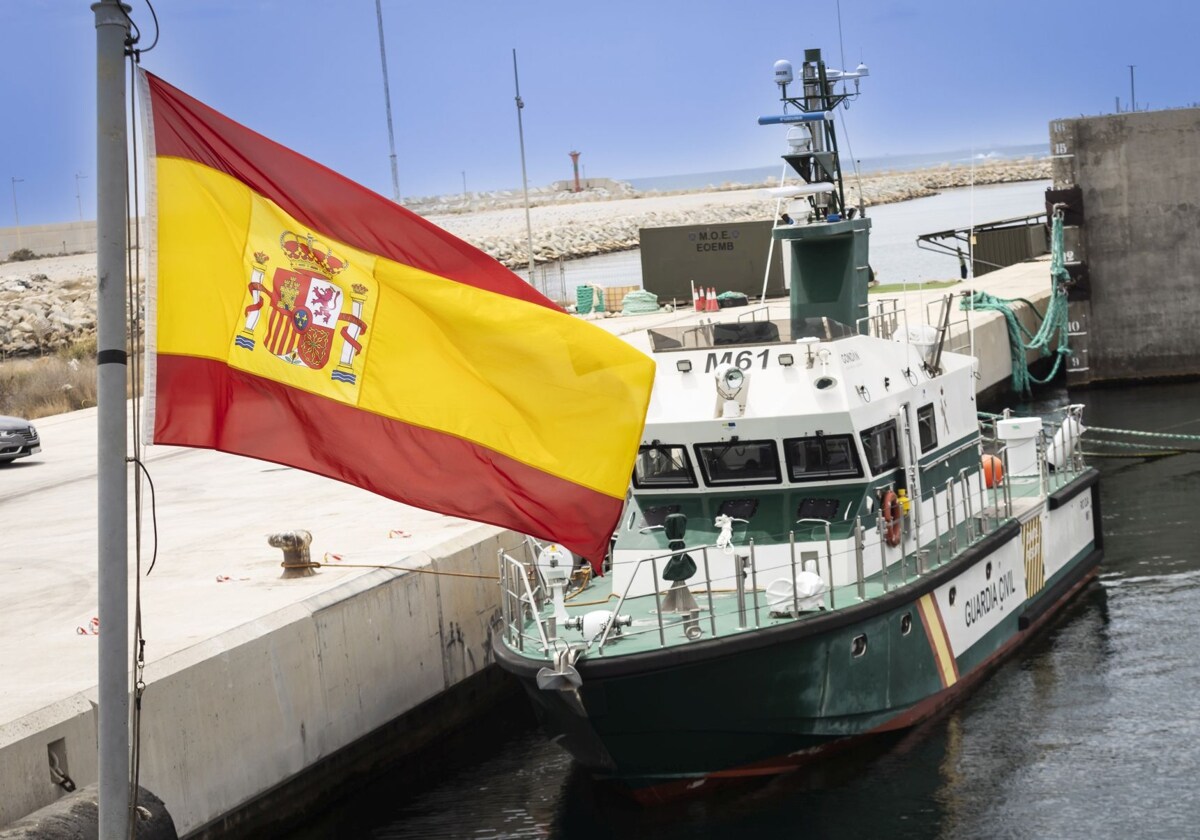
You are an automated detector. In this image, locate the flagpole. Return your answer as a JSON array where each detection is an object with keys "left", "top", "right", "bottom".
[
  {"left": 512, "top": 49, "right": 536, "bottom": 286},
  {"left": 93, "top": 2, "right": 131, "bottom": 837},
  {"left": 374, "top": 0, "right": 401, "bottom": 203}
]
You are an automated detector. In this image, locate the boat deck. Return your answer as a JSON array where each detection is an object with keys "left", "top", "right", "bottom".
[{"left": 501, "top": 468, "right": 1071, "bottom": 661}]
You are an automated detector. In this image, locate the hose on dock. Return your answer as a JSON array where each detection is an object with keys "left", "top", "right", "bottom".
[{"left": 959, "top": 210, "right": 1072, "bottom": 397}]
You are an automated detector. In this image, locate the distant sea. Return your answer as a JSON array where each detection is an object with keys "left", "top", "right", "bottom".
[{"left": 624, "top": 142, "right": 1048, "bottom": 192}]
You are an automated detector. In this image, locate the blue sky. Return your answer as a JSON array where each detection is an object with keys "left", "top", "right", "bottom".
[{"left": 4, "top": 0, "right": 1198, "bottom": 225}]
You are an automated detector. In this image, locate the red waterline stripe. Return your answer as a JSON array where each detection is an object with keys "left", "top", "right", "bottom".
[
  {"left": 152, "top": 354, "right": 621, "bottom": 563},
  {"left": 144, "top": 73, "right": 554, "bottom": 312}
]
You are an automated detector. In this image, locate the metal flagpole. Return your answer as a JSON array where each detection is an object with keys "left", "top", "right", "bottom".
[
  {"left": 513, "top": 49, "right": 536, "bottom": 285},
  {"left": 93, "top": 2, "right": 131, "bottom": 837},
  {"left": 375, "top": 0, "right": 401, "bottom": 203}
]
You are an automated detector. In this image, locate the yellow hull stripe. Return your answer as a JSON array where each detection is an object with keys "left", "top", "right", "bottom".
[{"left": 918, "top": 593, "right": 959, "bottom": 689}]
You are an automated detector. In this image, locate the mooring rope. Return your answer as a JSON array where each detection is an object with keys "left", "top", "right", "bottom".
[{"left": 959, "top": 210, "right": 1073, "bottom": 397}]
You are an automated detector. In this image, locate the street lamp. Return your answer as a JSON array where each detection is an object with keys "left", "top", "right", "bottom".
[
  {"left": 10, "top": 177, "right": 23, "bottom": 249},
  {"left": 513, "top": 48, "right": 535, "bottom": 285},
  {"left": 75, "top": 172, "right": 88, "bottom": 221}
]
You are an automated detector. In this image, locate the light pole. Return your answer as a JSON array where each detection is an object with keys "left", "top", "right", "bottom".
[
  {"left": 513, "top": 48, "right": 535, "bottom": 285},
  {"left": 10, "top": 176, "right": 23, "bottom": 249},
  {"left": 1128, "top": 65, "right": 1136, "bottom": 112},
  {"left": 75, "top": 172, "right": 88, "bottom": 221},
  {"left": 374, "top": 0, "right": 401, "bottom": 203}
]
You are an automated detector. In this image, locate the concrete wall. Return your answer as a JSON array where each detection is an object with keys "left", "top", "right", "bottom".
[
  {"left": 0, "top": 222, "right": 99, "bottom": 257},
  {"left": 0, "top": 524, "right": 513, "bottom": 837},
  {"left": 1050, "top": 108, "right": 1200, "bottom": 382}
]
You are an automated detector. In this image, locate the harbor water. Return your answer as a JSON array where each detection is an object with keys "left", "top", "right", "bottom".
[
  {"left": 543, "top": 180, "right": 1051, "bottom": 301},
  {"left": 294, "top": 379, "right": 1200, "bottom": 839}
]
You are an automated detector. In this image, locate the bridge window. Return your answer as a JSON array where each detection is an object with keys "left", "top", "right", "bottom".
[
  {"left": 694, "top": 440, "right": 781, "bottom": 486},
  {"left": 783, "top": 434, "right": 863, "bottom": 482},
  {"left": 860, "top": 420, "right": 900, "bottom": 475},
  {"left": 917, "top": 403, "right": 938, "bottom": 453},
  {"left": 633, "top": 445, "right": 697, "bottom": 489}
]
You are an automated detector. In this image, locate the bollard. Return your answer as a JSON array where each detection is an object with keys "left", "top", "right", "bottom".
[
  {"left": 0, "top": 784, "right": 177, "bottom": 840},
  {"left": 268, "top": 530, "right": 317, "bottom": 578}
]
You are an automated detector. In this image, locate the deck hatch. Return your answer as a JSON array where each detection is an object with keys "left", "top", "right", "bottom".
[
  {"left": 797, "top": 497, "right": 840, "bottom": 521},
  {"left": 641, "top": 504, "right": 682, "bottom": 528},
  {"left": 718, "top": 498, "right": 759, "bottom": 519}
]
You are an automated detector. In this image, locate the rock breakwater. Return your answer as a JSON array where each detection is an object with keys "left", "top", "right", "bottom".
[{"left": 0, "top": 159, "right": 1048, "bottom": 359}]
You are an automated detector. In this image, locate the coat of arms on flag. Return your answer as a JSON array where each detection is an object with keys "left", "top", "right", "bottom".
[{"left": 235, "top": 230, "right": 370, "bottom": 386}]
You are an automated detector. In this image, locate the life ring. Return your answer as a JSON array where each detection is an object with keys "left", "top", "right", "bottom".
[{"left": 881, "top": 490, "right": 902, "bottom": 547}]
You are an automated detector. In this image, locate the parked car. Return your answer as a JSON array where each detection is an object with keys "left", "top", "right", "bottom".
[{"left": 0, "top": 416, "right": 41, "bottom": 463}]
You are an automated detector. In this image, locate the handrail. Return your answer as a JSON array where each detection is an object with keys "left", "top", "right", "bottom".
[
  {"left": 499, "top": 551, "right": 551, "bottom": 652},
  {"left": 923, "top": 436, "right": 984, "bottom": 471},
  {"left": 594, "top": 542, "right": 728, "bottom": 653},
  {"left": 945, "top": 477, "right": 958, "bottom": 555},
  {"left": 737, "top": 305, "right": 770, "bottom": 323},
  {"left": 794, "top": 517, "right": 836, "bottom": 609}
]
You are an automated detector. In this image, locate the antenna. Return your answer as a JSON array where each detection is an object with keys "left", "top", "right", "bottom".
[{"left": 837, "top": 0, "right": 847, "bottom": 74}]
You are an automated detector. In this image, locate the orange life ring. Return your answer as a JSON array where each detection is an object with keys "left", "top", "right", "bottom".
[{"left": 881, "top": 490, "right": 902, "bottom": 547}]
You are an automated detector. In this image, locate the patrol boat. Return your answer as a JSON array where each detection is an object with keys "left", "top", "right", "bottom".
[{"left": 492, "top": 48, "right": 1103, "bottom": 802}]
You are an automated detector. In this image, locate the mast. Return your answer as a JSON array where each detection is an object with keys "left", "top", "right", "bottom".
[
  {"left": 760, "top": 49, "right": 872, "bottom": 334},
  {"left": 760, "top": 49, "right": 868, "bottom": 221},
  {"left": 93, "top": 2, "right": 131, "bottom": 837}
]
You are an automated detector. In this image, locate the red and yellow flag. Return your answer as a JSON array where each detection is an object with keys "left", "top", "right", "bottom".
[{"left": 140, "top": 71, "right": 654, "bottom": 564}]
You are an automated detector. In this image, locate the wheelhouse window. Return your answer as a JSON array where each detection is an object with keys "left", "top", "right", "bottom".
[
  {"left": 917, "top": 403, "right": 938, "bottom": 453},
  {"left": 694, "top": 440, "right": 781, "bottom": 485},
  {"left": 860, "top": 420, "right": 900, "bottom": 475},
  {"left": 633, "top": 445, "right": 697, "bottom": 489},
  {"left": 783, "top": 434, "right": 863, "bottom": 482}
]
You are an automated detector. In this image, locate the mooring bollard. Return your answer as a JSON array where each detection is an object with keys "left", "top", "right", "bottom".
[{"left": 268, "top": 530, "right": 316, "bottom": 578}]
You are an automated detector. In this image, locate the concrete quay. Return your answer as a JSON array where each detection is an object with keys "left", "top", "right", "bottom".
[
  {"left": 0, "top": 411, "right": 516, "bottom": 836},
  {"left": 0, "top": 257, "right": 1054, "bottom": 836}
]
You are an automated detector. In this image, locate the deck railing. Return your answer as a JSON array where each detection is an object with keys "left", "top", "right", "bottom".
[{"left": 499, "top": 409, "right": 1089, "bottom": 658}]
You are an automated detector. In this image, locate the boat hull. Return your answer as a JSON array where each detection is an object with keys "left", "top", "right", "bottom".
[{"left": 494, "top": 471, "right": 1103, "bottom": 799}]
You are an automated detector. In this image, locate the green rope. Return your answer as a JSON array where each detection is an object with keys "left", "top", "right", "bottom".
[
  {"left": 960, "top": 212, "right": 1072, "bottom": 397},
  {"left": 1083, "top": 438, "right": 1200, "bottom": 453},
  {"left": 1084, "top": 425, "right": 1200, "bottom": 443}
]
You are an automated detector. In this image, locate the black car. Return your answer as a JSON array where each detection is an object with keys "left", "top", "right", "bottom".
[{"left": 0, "top": 415, "right": 41, "bottom": 463}]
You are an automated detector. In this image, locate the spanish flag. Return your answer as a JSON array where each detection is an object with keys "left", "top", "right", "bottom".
[{"left": 140, "top": 71, "right": 654, "bottom": 565}]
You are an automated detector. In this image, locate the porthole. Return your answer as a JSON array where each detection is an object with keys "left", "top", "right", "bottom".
[
  {"left": 948, "top": 586, "right": 957, "bottom": 606},
  {"left": 815, "top": 376, "right": 837, "bottom": 390},
  {"left": 986, "top": 561, "right": 993, "bottom": 580},
  {"left": 900, "top": 613, "right": 912, "bottom": 636},
  {"left": 851, "top": 634, "right": 868, "bottom": 657}
]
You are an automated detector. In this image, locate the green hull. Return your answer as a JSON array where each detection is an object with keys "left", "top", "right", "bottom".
[{"left": 494, "top": 476, "right": 1103, "bottom": 798}]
